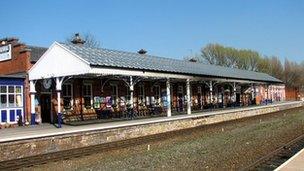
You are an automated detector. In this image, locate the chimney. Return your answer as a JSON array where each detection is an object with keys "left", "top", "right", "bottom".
[
  {"left": 138, "top": 49, "right": 147, "bottom": 55},
  {"left": 71, "top": 33, "right": 85, "bottom": 45},
  {"left": 0, "top": 37, "right": 19, "bottom": 46},
  {"left": 189, "top": 58, "right": 197, "bottom": 62}
]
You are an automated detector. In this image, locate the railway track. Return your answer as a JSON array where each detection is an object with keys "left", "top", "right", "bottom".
[
  {"left": 243, "top": 134, "right": 304, "bottom": 170},
  {"left": 1, "top": 110, "right": 304, "bottom": 171},
  {"left": 0, "top": 125, "right": 202, "bottom": 170}
]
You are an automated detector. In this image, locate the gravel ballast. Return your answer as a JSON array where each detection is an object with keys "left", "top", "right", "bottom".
[{"left": 25, "top": 106, "right": 304, "bottom": 170}]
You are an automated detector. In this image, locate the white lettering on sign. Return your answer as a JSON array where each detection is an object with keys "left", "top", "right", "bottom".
[{"left": 0, "top": 44, "right": 12, "bottom": 62}]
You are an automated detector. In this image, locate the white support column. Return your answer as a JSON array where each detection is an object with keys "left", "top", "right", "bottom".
[
  {"left": 252, "top": 83, "right": 256, "bottom": 104},
  {"left": 239, "top": 85, "right": 243, "bottom": 106},
  {"left": 209, "top": 81, "right": 213, "bottom": 105},
  {"left": 270, "top": 85, "right": 273, "bottom": 102},
  {"left": 186, "top": 79, "right": 191, "bottom": 115},
  {"left": 29, "top": 80, "right": 36, "bottom": 125},
  {"left": 266, "top": 84, "right": 269, "bottom": 105},
  {"left": 166, "top": 79, "right": 171, "bottom": 117},
  {"left": 56, "top": 77, "right": 64, "bottom": 128},
  {"left": 130, "top": 76, "right": 134, "bottom": 109},
  {"left": 233, "top": 82, "right": 237, "bottom": 107},
  {"left": 200, "top": 86, "right": 203, "bottom": 110},
  {"left": 251, "top": 83, "right": 255, "bottom": 101}
]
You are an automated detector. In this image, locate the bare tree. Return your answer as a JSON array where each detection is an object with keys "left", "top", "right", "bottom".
[{"left": 284, "top": 59, "right": 301, "bottom": 87}]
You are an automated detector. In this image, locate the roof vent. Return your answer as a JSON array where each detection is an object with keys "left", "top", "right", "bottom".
[
  {"left": 138, "top": 49, "right": 147, "bottom": 55},
  {"left": 189, "top": 58, "right": 197, "bottom": 62},
  {"left": 71, "top": 33, "right": 86, "bottom": 45}
]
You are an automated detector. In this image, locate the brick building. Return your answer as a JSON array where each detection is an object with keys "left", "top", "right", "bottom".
[
  {"left": 0, "top": 38, "right": 46, "bottom": 125},
  {"left": 285, "top": 87, "right": 301, "bottom": 101},
  {"left": 255, "top": 85, "right": 286, "bottom": 105}
]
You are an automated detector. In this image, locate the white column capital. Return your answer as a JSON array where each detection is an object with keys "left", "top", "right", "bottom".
[
  {"left": 129, "top": 76, "right": 134, "bottom": 91},
  {"left": 166, "top": 78, "right": 171, "bottom": 83},
  {"left": 29, "top": 80, "right": 36, "bottom": 93},
  {"left": 130, "top": 85, "right": 134, "bottom": 91},
  {"left": 210, "top": 82, "right": 213, "bottom": 92},
  {"left": 56, "top": 77, "right": 64, "bottom": 91}
]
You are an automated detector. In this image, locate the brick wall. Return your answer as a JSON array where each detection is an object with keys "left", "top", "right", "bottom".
[
  {"left": 0, "top": 42, "right": 34, "bottom": 123},
  {"left": 0, "top": 44, "right": 31, "bottom": 75},
  {"left": 285, "top": 87, "right": 300, "bottom": 101}
]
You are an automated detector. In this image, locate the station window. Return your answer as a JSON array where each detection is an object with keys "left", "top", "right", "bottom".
[
  {"left": 0, "top": 85, "right": 23, "bottom": 108},
  {"left": 0, "top": 95, "right": 7, "bottom": 108},
  {"left": 83, "top": 83, "right": 92, "bottom": 108},
  {"left": 8, "top": 94, "right": 14, "bottom": 107},
  {"left": 198, "top": 86, "right": 202, "bottom": 94},
  {"left": 62, "top": 84, "right": 73, "bottom": 109},
  {"left": 111, "top": 84, "right": 118, "bottom": 105},
  {"left": 0, "top": 86, "right": 7, "bottom": 108},
  {"left": 154, "top": 85, "right": 161, "bottom": 103},
  {"left": 178, "top": 85, "right": 183, "bottom": 97}
]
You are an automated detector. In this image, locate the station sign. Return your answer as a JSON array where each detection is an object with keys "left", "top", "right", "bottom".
[{"left": 0, "top": 44, "right": 12, "bottom": 62}]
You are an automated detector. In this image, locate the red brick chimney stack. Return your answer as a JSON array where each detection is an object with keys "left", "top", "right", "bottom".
[{"left": 0, "top": 37, "right": 19, "bottom": 46}]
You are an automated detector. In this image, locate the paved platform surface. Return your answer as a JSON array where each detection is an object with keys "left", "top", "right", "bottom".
[
  {"left": 275, "top": 148, "right": 304, "bottom": 171},
  {"left": 0, "top": 101, "right": 300, "bottom": 143}
]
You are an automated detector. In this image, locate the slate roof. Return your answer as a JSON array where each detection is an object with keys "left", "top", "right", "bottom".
[
  {"left": 59, "top": 43, "right": 282, "bottom": 83},
  {"left": 0, "top": 72, "right": 26, "bottom": 79},
  {"left": 28, "top": 46, "right": 48, "bottom": 62}
]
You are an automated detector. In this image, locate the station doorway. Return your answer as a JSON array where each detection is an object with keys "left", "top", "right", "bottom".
[{"left": 40, "top": 94, "right": 52, "bottom": 123}]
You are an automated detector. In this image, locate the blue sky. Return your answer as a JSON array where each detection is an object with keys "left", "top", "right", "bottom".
[{"left": 1, "top": 0, "right": 303, "bottom": 62}]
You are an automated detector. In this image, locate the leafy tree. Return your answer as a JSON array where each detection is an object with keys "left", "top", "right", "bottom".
[
  {"left": 194, "top": 43, "right": 304, "bottom": 89},
  {"left": 258, "top": 56, "right": 284, "bottom": 80},
  {"left": 199, "top": 43, "right": 261, "bottom": 71}
]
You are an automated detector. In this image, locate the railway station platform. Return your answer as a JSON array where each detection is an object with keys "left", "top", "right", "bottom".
[
  {"left": 0, "top": 101, "right": 300, "bottom": 143},
  {"left": 0, "top": 101, "right": 303, "bottom": 163},
  {"left": 275, "top": 148, "right": 304, "bottom": 171}
]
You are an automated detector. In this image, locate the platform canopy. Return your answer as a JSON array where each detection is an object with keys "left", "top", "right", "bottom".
[{"left": 29, "top": 42, "right": 282, "bottom": 84}]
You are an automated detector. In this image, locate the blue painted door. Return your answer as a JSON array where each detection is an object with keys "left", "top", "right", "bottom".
[
  {"left": 17, "top": 109, "right": 22, "bottom": 120},
  {"left": 10, "top": 110, "right": 15, "bottom": 122},
  {"left": 1, "top": 110, "right": 7, "bottom": 122}
]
